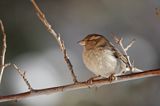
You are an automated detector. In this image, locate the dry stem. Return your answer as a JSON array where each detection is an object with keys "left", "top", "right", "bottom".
[
  {"left": 124, "top": 39, "right": 136, "bottom": 51},
  {"left": 13, "top": 64, "right": 33, "bottom": 91},
  {"left": 111, "top": 32, "right": 135, "bottom": 70},
  {"left": 0, "top": 20, "right": 7, "bottom": 84},
  {"left": 30, "top": 0, "right": 78, "bottom": 83},
  {"left": 0, "top": 69, "right": 160, "bottom": 102}
]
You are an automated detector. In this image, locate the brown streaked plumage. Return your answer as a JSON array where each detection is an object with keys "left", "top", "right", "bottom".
[{"left": 79, "top": 34, "right": 129, "bottom": 78}]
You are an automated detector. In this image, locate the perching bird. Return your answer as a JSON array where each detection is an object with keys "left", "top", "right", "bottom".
[{"left": 79, "top": 34, "right": 130, "bottom": 78}]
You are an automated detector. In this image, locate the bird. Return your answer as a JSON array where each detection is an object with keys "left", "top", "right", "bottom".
[{"left": 78, "top": 34, "right": 130, "bottom": 80}]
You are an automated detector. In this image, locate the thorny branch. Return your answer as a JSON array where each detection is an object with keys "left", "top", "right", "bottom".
[
  {"left": 0, "top": 20, "right": 7, "bottom": 84},
  {"left": 13, "top": 64, "right": 33, "bottom": 91},
  {"left": 0, "top": 69, "right": 160, "bottom": 102},
  {"left": 30, "top": 0, "right": 78, "bottom": 83}
]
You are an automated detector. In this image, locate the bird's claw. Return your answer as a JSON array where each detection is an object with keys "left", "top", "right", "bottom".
[{"left": 108, "top": 74, "right": 116, "bottom": 83}]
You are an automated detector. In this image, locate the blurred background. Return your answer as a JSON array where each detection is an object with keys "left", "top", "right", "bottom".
[{"left": 0, "top": 0, "right": 160, "bottom": 106}]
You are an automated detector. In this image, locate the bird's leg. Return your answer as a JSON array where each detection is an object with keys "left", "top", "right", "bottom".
[
  {"left": 108, "top": 73, "right": 117, "bottom": 83},
  {"left": 86, "top": 75, "right": 101, "bottom": 84}
]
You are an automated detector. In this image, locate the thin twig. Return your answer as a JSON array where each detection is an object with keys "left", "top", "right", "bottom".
[
  {"left": 111, "top": 32, "right": 134, "bottom": 70},
  {"left": 13, "top": 64, "right": 33, "bottom": 91},
  {"left": 0, "top": 20, "right": 7, "bottom": 84},
  {"left": 30, "top": 0, "right": 78, "bottom": 83},
  {"left": 119, "top": 39, "right": 133, "bottom": 69},
  {"left": 124, "top": 39, "right": 136, "bottom": 51},
  {"left": 0, "top": 69, "right": 160, "bottom": 102}
]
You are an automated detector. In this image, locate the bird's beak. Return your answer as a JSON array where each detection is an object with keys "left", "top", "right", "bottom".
[{"left": 77, "top": 40, "right": 85, "bottom": 46}]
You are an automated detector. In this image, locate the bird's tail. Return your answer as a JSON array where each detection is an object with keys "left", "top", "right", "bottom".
[
  {"left": 132, "top": 67, "right": 143, "bottom": 73},
  {"left": 125, "top": 67, "right": 143, "bottom": 73}
]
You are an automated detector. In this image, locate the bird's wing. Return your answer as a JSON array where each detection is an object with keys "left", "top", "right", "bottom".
[
  {"left": 108, "top": 44, "right": 129, "bottom": 66},
  {"left": 113, "top": 50, "right": 128, "bottom": 64}
]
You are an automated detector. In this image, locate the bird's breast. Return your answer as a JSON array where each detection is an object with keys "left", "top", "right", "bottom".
[{"left": 83, "top": 49, "right": 118, "bottom": 77}]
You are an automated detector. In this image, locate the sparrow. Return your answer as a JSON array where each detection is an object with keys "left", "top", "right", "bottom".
[{"left": 78, "top": 34, "right": 129, "bottom": 79}]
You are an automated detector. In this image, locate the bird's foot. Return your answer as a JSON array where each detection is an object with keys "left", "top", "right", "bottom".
[
  {"left": 108, "top": 74, "right": 117, "bottom": 83},
  {"left": 86, "top": 75, "right": 101, "bottom": 85}
]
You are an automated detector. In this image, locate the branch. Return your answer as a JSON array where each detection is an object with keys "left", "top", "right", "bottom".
[
  {"left": 0, "top": 69, "right": 160, "bottom": 102},
  {"left": 124, "top": 39, "right": 136, "bottom": 51},
  {"left": 0, "top": 20, "right": 7, "bottom": 84},
  {"left": 13, "top": 64, "right": 33, "bottom": 91},
  {"left": 30, "top": 0, "right": 78, "bottom": 83},
  {"left": 111, "top": 32, "right": 134, "bottom": 70}
]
